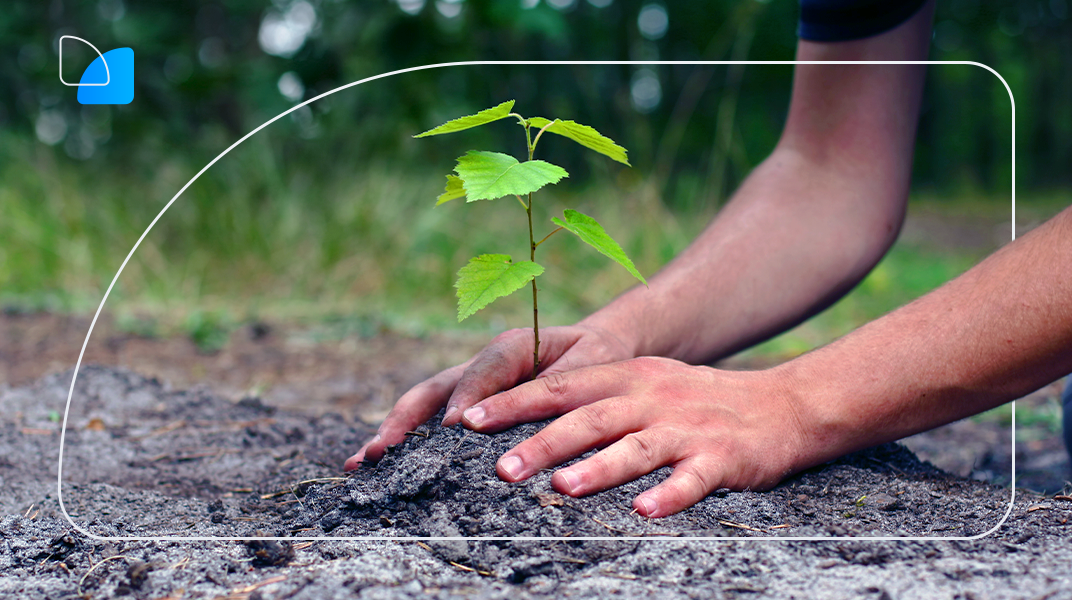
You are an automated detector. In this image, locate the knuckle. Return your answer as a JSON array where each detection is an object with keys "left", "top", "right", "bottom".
[
  {"left": 677, "top": 465, "right": 716, "bottom": 501},
  {"left": 584, "top": 453, "right": 615, "bottom": 486},
  {"left": 525, "top": 432, "right": 559, "bottom": 464},
  {"left": 573, "top": 403, "right": 612, "bottom": 437},
  {"left": 540, "top": 372, "right": 570, "bottom": 399},
  {"left": 491, "top": 387, "right": 522, "bottom": 412},
  {"left": 622, "top": 432, "right": 659, "bottom": 466}
]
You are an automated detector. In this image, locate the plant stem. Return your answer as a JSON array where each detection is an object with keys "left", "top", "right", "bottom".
[
  {"left": 527, "top": 191, "right": 540, "bottom": 379},
  {"left": 531, "top": 119, "right": 556, "bottom": 151},
  {"left": 535, "top": 226, "right": 564, "bottom": 248},
  {"left": 520, "top": 116, "right": 534, "bottom": 156},
  {"left": 525, "top": 126, "right": 541, "bottom": 380}
]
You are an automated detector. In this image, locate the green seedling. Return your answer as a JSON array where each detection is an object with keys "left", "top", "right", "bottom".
[{"left": 415, "top": 100, "right": 647, "bottom": 376}]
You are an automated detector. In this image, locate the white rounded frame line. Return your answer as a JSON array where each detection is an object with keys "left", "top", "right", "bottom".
[
  {"left": 57, "top": 60, "right": 1017, "bottom": 543},
  {"left": 58, "top": 35, "right": 111, "bottom": 87}
]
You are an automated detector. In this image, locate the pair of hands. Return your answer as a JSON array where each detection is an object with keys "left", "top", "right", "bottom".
[{"left": 344, "top": 326, "right": 809, "bottom": 517}]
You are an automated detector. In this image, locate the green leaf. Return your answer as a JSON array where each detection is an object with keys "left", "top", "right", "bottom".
[
  {"left": 455, "top": 254, "right": 544, "bottom": 321},
  {"left": 528, "top": 117, "right": 630, "bottom": 166},
  {"left": 454, "top": 151, "right": 568, "bottom": 202},
  {"left": 436, "top": 174, "right": 466, "bottom": 205},
  {"left": 552, "top": 209, "right": 647, "bottom": 286},
  {"left": 414, "top": 100, "right": 516, "bottom": 138}
]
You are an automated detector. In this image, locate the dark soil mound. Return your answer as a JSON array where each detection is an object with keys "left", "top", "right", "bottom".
[{"left": 307, "top": 408, "right": 1009, "bottom": 541}]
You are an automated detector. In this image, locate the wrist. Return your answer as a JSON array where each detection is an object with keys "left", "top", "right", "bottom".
[
  {"left": 768, "top": 355, "right": 861, "bottom": 473},
  {"left": 576, "top": 304, "right": 645, "bottom": 360}
]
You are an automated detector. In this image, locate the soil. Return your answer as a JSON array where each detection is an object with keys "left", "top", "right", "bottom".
[{"left": 1, "top": 361, "right": 1071, "bottom": 599}]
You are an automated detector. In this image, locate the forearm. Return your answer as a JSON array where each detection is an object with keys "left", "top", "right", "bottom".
[
  {"left": 785, "top": 206, "right": 1072, "bottom": 466},
  {"left": 582, "top": 146, "right": 906, "bottom": 363},
  {"left": 583, "top": 4, "right": 933, "bottom": 364}
]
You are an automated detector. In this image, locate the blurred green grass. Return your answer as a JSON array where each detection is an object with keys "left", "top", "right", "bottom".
[
  {"left": 0, "top": 133, "right": 693, "bottom": 338},
  {"left": 0, "top": 134, "right": 1023, "bottom": 362}
]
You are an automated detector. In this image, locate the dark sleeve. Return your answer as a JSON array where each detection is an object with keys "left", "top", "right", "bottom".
[{"left": 798, "top": 0, "right": 928, "bottom": 41}]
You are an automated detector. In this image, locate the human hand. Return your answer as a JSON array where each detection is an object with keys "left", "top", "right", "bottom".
[
  {"left": 344, "top": 324, "right": 635, "bottom": 469},
  {"left": 457, "top": 357, "right": 811, "bottom": 518}
]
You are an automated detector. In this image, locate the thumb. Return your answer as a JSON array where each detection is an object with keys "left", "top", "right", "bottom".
[
  {"left": 536, "top": 343, "right": 614, "bottom": 379},
  {"left": 536, "top": 324, "right": 635, "bottom": 379}
]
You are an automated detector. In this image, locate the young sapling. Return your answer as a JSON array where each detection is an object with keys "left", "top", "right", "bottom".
[{"left": 415, "top": 100, "right": 647, "bottom": 377}]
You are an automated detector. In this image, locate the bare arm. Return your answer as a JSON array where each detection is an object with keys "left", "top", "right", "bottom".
[
  {"left": 585, "top": 4, "right": 934, "bottom": 363},
  {"left": 785, "top": 207, "right": 1072, "bottom": 463}
]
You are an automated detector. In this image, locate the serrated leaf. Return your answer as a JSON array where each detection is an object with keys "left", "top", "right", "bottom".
[
  {"left": 414, "top": 100, "right": 516, "bottom": 138},
  {"left": 552, "top": 209, "right": 647, "bottom": 286},
  {"left": 455, "top": 254, "right": 544, "bottom": 321},
  {"left": 436, "top": 174, "right": 466, "bottom": 205},
  {"left": 528, "top": 117, "right": 630, "bottom": 166},
  {"left": 454, "top": 151, "right": 568, "bottom": 202}
]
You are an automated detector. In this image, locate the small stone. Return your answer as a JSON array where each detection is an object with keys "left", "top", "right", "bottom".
[
  {"left": 245, "top": 540, "right": 294, "bottom": 567},
  {"left": 126, "top": 561, "right": 152, "bottom": 588},
  {"left": 320, "top": 510, "right": 344, "bottom": 532},
  {"left": 535, "top": 493, "right": 564, "bottom": 507}
]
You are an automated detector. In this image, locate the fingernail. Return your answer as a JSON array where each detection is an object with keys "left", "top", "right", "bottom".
[
  {"left": 558, "top": 470, "right": 582, "bottom": 495},
  {"left": 443, "top": 406, "right": 457, "bottom": 422},
  {"left": 499, "top": 455, "right": 524, "bottom": 479},
  {"left": 463, "top": 406, "right": 485, "bottom": 426},
  {"left": 636, "top": 496, "right": 658, "bottom": 517},
  {"left": 370, "top": 434, "right": 381, "bottom": 444},
  {"left": 344, "top": 451, "right": 364, "bottom": 471}
]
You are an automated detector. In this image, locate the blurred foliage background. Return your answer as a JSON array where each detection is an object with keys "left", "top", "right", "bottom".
[{"left": 0, "top": 0, "right": 1069, "bottom": 357}]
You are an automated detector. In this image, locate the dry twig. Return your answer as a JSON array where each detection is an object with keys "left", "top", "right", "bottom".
[
  {"left": 448, "top": 561, "right": 494, "bottom": 576},
  {"left": 717, "top": 519, "right": 764, "bottom": 533},
  {"left": 78, "top": 555, "right": 134, "bottom": 595},
  {"left": 130, "top": 419, "right": 186, "bottom": 440},
  {"left": 450, "top": 430, "right": 474, "bottom": 454}
]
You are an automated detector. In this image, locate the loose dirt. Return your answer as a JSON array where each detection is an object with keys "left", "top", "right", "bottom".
[{"left": 1, "top": 364, "right": 1070, "bottom": 599}]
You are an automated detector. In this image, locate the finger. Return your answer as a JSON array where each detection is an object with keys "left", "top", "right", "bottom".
[
  {"left": 492, "top": 395, "right": 640, "bottom": 482},
  {"left": 632, "top": 457, "right": 721, "bottom": 518},
  {"left": 343, "top": 362, "right": 468, "bottom": 470},
  {"left": 550, "top": 429, "right": 679, "bottom": 497},
  {"left": 444, "top": 328, "right": 583, "bottom": 425},
  {"left": 461, "top": 363, "right": 630, "bottom": 433},
  {"left": 441, "top": 329, "right": 535, "bottom": 426},
  {"left": 342, "top": 434, "right": 377, "bottom": 471}
]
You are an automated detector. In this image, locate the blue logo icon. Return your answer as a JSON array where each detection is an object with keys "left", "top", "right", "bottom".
[{"left": 59, "top": 36, "right": 134, "bottom": 105}]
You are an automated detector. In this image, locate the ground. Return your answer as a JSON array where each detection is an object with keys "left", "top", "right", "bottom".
[{"left": 1, "top": 317, "right": 1070, "bottom": 598}]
